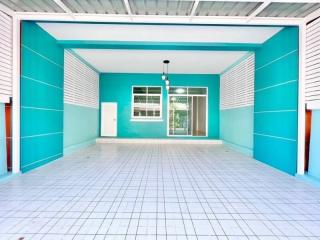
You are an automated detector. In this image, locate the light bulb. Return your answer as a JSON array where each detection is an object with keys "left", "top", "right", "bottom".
[
  {"left": 166, "top": 85, "right": 170, "bottom": 91},
  {"left": 165, "top": 80, "right": 169, "bottom": 85},
  {"left": 161, "top": 74, "right": 166, "bottom": 80}
]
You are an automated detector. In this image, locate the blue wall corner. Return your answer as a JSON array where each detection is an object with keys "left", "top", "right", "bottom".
[
  {"left": 20, "top": 21, "right": 64, "bottom": 173},
  {"left": 254, "top": 26, "right": 299, "bottom": 175}
]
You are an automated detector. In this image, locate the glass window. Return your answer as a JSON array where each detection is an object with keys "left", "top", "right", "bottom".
[{"left": 132, "top": 86, "right": 162, "bottom": 119}]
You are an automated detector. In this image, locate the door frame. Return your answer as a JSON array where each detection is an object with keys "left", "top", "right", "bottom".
[
  {"left": 101, "top": 102, "right": 118, "bottom": 137},
  {"left": 167, "top": 86, "right": 208, "bottom": 137}
]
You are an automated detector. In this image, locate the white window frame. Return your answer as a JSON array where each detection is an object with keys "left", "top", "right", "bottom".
[
  {"left": 131, "top": 85, "right": 163, "bottom": 121},
  {"left": 167, "top": 86, "right": 208, "bottom": 137}
]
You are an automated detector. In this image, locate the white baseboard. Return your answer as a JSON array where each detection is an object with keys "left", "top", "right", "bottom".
[{"left": 96, "top": 138, "right": 223, "bottom": 144}]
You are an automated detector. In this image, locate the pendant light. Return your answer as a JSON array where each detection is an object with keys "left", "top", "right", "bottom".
[{"left": 161, "top": 60, "right": 170, "bottom": 91}]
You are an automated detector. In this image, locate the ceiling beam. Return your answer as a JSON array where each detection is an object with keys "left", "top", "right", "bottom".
[
  {"left": 247, "top": 0, "right": 271, "bottom": 22},
  {"left": 0, "top": 2, "right": 14, "bottom": 16},
  {"left": 123, "top": 0, "right": 132, "bottom": 15},
  {"left": 190, "top": 0, "right": 200, "bottom": 17},
  {"left": 52, "top": 0, "right": 73, "bottom": 17},
  {"left": 15, "top": 12, "right": 304, "bottom": 26}
]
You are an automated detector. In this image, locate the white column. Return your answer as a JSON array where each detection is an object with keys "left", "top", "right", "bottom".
[
  {"left": 12, "top": 16, "right": 20, "bottom": 174},
  {"left": 297, "top": 23, "right": 306, "bottom": 176}
]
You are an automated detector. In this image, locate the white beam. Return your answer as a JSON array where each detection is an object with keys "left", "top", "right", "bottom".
[
  {"left": 12, "top": 15, "right": 20, "bottom": 174},
  {"left": 297, "top": 22, "right": 306, "bottom": 176},
  {"left": 123, "top": 0, "right": 132, "bottom": 15},
  {"left": 247, "top": 0, "right": 271, "bottom": 22},
  {"left": 52, "top": 0, "right": 74, "bottom": 18},
  {"left": 190, "top": 0, "right": 200, "bottom": 17},
  {"left": 0, "top": 2, "right": 14, "bottom": 16},
  {"left": 15, "top": 12, "right": 304, "bottom": 26}
]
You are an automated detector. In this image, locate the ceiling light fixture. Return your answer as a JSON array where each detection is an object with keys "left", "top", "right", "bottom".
[{"left": 161, "top": 60, "right": 170, "bottom": 91}]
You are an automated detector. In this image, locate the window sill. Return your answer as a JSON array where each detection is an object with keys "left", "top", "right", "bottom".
[{"left": 130, "top": 118, "right": 163, "bottom": 122}]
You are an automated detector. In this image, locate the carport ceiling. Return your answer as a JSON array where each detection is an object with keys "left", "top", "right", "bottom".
[{"left": 0, "top": 1, "right": 319, "bottom": 24}]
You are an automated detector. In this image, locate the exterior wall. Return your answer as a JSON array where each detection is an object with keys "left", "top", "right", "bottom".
[
  {"left": 20, "top": 22, "right": 64, "bottom": 172},
  {"left": 100, "top": 73, "right": 220, "bottom": 139},
  {"left": 254, "top": 27, "right": 299, "bottom": 175}
]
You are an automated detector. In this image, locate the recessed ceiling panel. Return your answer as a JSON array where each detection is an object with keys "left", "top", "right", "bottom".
[
  {"left": 0, "top": 0, "right": 64, "bottom": 12},
  {"left": 61, "top": 0, "right": 127, "bottom": 14},
  {"left": 258, "top": 2, "right": 320, "bottom": 18},
  {"left": 130, "top": 0, "right": 194, "bottom": 15},
  {"left": 38, "top": 23, "right": 282, "bottom": 44},
  {"left": 73, "top": 49, "right": 249, "bottom": 74},
  {"left": 195, "top": 1, "right": 262, "bottom": 17}
]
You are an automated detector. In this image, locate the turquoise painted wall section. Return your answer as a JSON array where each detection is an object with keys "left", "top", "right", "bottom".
[
  {"left": 64, "top": 103, "right": 99, "bottom": 153},
  {"left": 0, "top": 104, "right": 7, "bottom": 176},
  {"left": 100, "top": 73, "right": 220, "bottom": 138},
  {"left": 220, "top": 106, "right": 253, "bottom": 155},
  {"left": 254, "top": 27, "right": 299, "bottom": 175},
  {"left": 21, "top": 22, "right": 64, "bottom": 172},
  {"left": 309, "top": 110, "right": 320, "bottom": 179}
]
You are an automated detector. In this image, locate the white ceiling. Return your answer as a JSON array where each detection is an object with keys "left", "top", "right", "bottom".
[
  {"left": 73, "top": 49, "right": 249, "bottom": 74},
  {"left": 38, "top": 23, "right": 282, "bottom": 43}
]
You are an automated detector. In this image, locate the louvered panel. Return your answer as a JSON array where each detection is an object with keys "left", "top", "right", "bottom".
[
  {"left": 306, "top": 17, "right": 320, "bottom": 108},
  {"left": 220, "top": 54, "right": 254, "bottom": 110},
  {"left": 0, "top": 0, "right": 64, "bottom": 12},
  {"left": 196, "top": 1, "right": 261, "bottom": 17},
  {"left": 62, "top": 0, "right": 126, "bottom": 14},
  {"left": 64, "top": 50, "right": 99, "bottom": 109},
  {"left": 130, "top": 0, "right": 193, "bottom": 16},
  {"left": 0, "top": 11, "right": 11, "bottom": 103},
  {"left": 258, "top": 2, "right": 320, "bottom": 18}
]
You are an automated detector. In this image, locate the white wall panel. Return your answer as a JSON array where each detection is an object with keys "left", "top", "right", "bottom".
[
  {"left": 64, "top": 50, "right": 99, "bottom": 109},
  {"left": 220, "top": 54, "right": 254, "bottom": 110},
  {"left": 306, "top": 17, "right": 320, "bottom": 109},
  {"left": 0, "top": 11, "right": 12, "bottom": 103}
]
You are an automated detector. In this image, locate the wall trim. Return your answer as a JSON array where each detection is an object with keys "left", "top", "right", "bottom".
[
  {"left": 96, "top": 138, "right": 222, "bottom": 144},
  {"left": 222, "top": 140, "right": 253, "bottom": 157},
  {"left": 64, "top": 138, "right": 96, "bottom": 155}
]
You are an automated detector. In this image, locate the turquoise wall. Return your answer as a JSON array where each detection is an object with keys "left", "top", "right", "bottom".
[
  {"left": 254, "top": 27, "right": 299, "bottom": 175},
  {"left": 0, "top": 104, "right": 6, "bottom": 176},
  {"left": 309, "top": 110, "right": 320, "bottom": 179},
  {"left": 100, "top": 73, "right": 220, "bottom": 138},
  {"left": 64, "top": 103, "right": 99, "bottom": 154},
  {"left": 220, "top": 106, "right": 253, "bottom": 156},
  {"left": 21, "top": 22, "right": 64, "bottom": 172}
]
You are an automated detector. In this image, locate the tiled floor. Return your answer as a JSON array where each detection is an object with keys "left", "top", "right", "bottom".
[{"left": 1, "top": 143, "right": 320, "bottom": 240}]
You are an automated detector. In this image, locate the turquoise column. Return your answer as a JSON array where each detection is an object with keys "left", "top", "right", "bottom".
[
  {"left": 0, "top": 103, "right": 7, "bottom": 176},
  {"left": 309, "top": 110, "right": 320, "bottom": 179}
]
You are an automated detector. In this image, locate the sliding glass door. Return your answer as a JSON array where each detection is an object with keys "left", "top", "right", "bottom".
[
  {"left": 168, "top": 87, "right": 207, "bottom": 137},
  {"left": 169, "top": 96, "right": 192, "bottom": 136}
]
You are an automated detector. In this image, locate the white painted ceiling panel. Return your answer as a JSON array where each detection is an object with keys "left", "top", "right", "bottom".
[
  {"left": 0, "top": 0, "right": 64, "bottom": 12},
  {"left": 258, "top": 2, "right": 320, "bottom": 18},
  {"left": 195, "top": 1, "right": 261, "bottom": 16},
  {"left": 37, "top": 23, "right": 282, "bottom": 44},
  {"left": 73, "top": 49, "right": 249, "bottom": 74},
  {"left": 62, "top": 0, "right": 127, "bottom": 14},
  {"left": 130, "top": 0, "right": 194, "bottom": 15}
]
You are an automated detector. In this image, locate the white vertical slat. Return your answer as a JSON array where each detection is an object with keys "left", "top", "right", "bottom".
[
  {"left": 306, "top": 17, "right": 320, "bottom": 109},
  {"left": 0, "top": 11, "right": 12, "bottom": 103},
  {"left": 64, "top": 50, "right": 99, "bottom": 109},
  {"left": 220, "top": 54, "right": 254, "bottom": 110}
]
